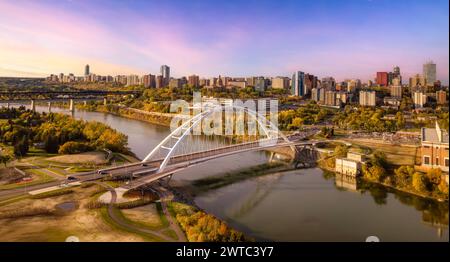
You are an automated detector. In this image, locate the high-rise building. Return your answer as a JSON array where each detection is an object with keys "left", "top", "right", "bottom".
[
  {"left": 255, "top": 78, "right": 266, "bottom": 92},
  {"left": 436, "top": 90, "right": 447, "bottom": 105},
  {"left": 188, "top": 75, "right": 200, "bottom": 88},
  {"left": 209, "top": 77, "right": 218, "bottom": 87},
  {"left": 271, "top": 77, "right": 290, "bottom": 89},
  {"left": 143, "top": 74, "right": 156, "bottom": 88},
  {"left": 393, "top": 66, "right": 401, "bottom": 84},
  {"left": 303, "top": 74, "right": 317, "bottom": 95},
  {"left": 228, "top": 80, "right": 246, "bottom": 89},
  {"left": 324, "top": 91, "right": 338, "bottom": 106},
  {"left": 413, "top": 91, "right": 427, "bottom": 108},
  {"left": 291, "top": 71, "right": 305, "bottom": 97},
  {"left": 390, "top": 85, "right": 402, "bottom": 98},
  {"left": 321, "top": 77, "right": 336, "bottom": 90},
  {"left": 126, "top": 75, "right": 140, "bottom": 86},
  {"left": 347, "top": 79, "right": 361, "bottom": 93},
  {"left": 169, "top": 78, "right": 182, "bottom": 89},
  {"left": 199, "top": 78, "right": 210, "bottom": 87},
  {"left": 359, "top": 90, "right": 376, "bottom": 106},
  {"left": 160, "top": 65, "right": 170, "bottom": 85},
  {"left": 311, "top": 88, "right": 322, "bottom": 102},
  {"left": 85, "top": 64, "right": 90, "bottom": 76},
  {"left": 156, "top": 75, "right": 164, "bottom": 88},
  {"left": 376, "top": 72, "right": 388, "bottom": 86},
  {"left": 423, "top": 61, "right": 436, "bottom": 86},
  {"left": 409, "top": 74, "right": 426, "bottom": 87}
]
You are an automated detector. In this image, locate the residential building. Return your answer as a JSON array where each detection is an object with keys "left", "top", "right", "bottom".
[
  {"left": 383, "top": 97, "right": 401, "bottom": 107},
  {"left": 126, "top": 75, "right": 140, "bottom": 86},
  {"left": 84, "top": 64, "right": 90, "bottom": 76},
  {"left": 436, "top": 90, "right": 447, "bottom": 105},
  {"left": 199, "top": 78, "right": 210, "bottom": 87},
  {"left": 337, "top": 91, "right": 350, "bottom": 105},
  {"left": 169, "top": 78, "right": 182, "bottom": 89},
  {"left": 228, "top": 80, "right": 246, "bottom": 89},
  {"left": 413, "top": 91, "right": 427, "bottom": 108},
  {"left": 321, "top": 77, "right": 335, "bottom": 90},
  {"left": 421, "top": 122, "right": 449, "bottom": 172},
  {"left": 376, "top": 72, "right": 388, "bottom": 86},
  {"left": 156, "top": 75, "right": 164, "bottom": 88},
  {"left": 390, "top": 85, "right": 402, "bottom": 98},
  {"left": 271, "top": 77, "right": 290, "bottom": 89},
  {"left": 359, "top": 90, "right": 376, "bottom": 106},
  {"left": 188, "top": 75, "right": 200, "bottom": 88},
  {"left": 311, "top": 88, "right": 321, "bottom": 102},
  {"left": 160, "top": 65, "right": 170, "bottom": 86},
  {"left": 255, "top": 78, "right": 266, "bottom": 92},
  {"left": 410, "top": 74, "right": 426, "bottom": 87},
  {"left": 142, "top": 74, "right": 156, "bottom": 88},
  {"left": 324, "top": 90, "right": 338, "bottom": 106}
]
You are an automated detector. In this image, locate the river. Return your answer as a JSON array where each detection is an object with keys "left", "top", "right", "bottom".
[{"left": 4, "top": 103, "right": 449, "bottom": 242}]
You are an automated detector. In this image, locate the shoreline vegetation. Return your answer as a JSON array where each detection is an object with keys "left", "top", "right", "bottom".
[{"left": 317, "top": 150, "right": 448, "bottom": 202}]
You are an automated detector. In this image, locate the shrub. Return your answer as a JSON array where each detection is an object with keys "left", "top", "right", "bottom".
[
  {"left": 58, "top": 141, "right": 92, "bottom": 154},
  {"left": 30, "top": 188, "right": 74, "bottom": 199}
]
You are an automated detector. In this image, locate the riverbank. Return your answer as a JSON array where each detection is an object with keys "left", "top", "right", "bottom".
[
  {"left": 78, "top": 104, "right": 173, "bottom": 128},
  {"left": 317, "top": 157, "right": 448, "bottom": 203}
]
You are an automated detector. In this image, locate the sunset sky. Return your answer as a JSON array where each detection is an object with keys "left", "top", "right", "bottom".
[{"left": 0, "top": 0, "right": 448, "bottom": 83}]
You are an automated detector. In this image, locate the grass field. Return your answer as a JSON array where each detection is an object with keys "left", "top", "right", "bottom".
[
  {"left": 348, "top": 140, "right": 419, "bottom": 166},
  {"left": 0, "top": 168, "right": 55, "bottom": 190}
]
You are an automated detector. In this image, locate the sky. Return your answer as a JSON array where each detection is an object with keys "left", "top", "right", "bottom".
[{"left": 0, "top": 0, "right": 448, "bottom": 83}]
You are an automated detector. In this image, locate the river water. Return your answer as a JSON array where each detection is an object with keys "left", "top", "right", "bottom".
[{"left": 4, "top": 103, "right": 449, "bottom": 242}]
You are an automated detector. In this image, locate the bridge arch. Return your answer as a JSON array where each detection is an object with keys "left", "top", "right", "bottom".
[{"left": 142, "top": 103, "right": 293, "bottom": 172}]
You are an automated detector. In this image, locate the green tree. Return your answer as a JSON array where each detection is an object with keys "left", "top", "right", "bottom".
[{"left": 13, "top": 135, "right": 29, "bottom": 157}]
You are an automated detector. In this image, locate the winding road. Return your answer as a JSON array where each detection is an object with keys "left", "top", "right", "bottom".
[{"left": 96, "top": 182, "right": 186, "bottom": 242}]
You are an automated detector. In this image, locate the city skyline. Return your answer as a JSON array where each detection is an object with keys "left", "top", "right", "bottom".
[{"left": 0, "top": 0, "right": 449, "bottom": 84}]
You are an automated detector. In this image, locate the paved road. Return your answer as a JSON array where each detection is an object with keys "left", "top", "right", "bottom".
[
  {"left": 0, "top": 170, "right": 98, "bottom": 201},
  {"left": 152, "top": 184, "right": 187, "bottom": 242},
  {"left": 96, "top": 182, "right": 178, "bottom": 242}
]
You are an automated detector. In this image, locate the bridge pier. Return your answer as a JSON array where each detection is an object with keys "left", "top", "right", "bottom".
[
  {"left": 84, "top": 100, "right": 87, "bottom": 106},
  {"left": 6, "top": 103, "right": 9, "bottom": 109},
  {"left": 47, "top": 102, "right": 52, "bottom": 113},
  {"left": 30, "top": 99, "right": 35, "bottom": 112},
  {"left": 103, "top": 97, "right": 107, "bottom": 106},
  {"left": 69, "top": 99, "right": 74, "bottom": 112}
]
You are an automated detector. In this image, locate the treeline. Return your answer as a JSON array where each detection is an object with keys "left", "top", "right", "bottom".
[
  {"left": 173, "top": 203, "right": 248, "bottom": 242},
  {"left": 279, "top": 102, "right": 331, "bottom": 130},
  {"left": 333, "top": 106, "right": 402, "bottom": 132},
  {"left": 362, "top": 151, "right": 448, "bottom": 200},
  {"left": 0, "top": 107, "right": 128, "bottom": 157}
]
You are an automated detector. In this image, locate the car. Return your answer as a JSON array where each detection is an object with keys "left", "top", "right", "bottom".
[{"left": 67, "top": 176, "right": 78, "bottom": 181}]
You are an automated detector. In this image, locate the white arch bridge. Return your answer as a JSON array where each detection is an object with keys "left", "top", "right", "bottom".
[{"left": 85, "top": 104, "right": 318, "bottom": 190}]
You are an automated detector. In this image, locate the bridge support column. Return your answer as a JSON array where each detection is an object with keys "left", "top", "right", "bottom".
[
  {"left": 103, "top": 97, "right": 107, "bottom": 106},
  {"left": 69, "top": 99, "right": 74, "bottom": 112},
  {"left": 84, "top": 100, "right": 87, "bottom": 106},
  {"left": 6, "top": 103, "right": 9, "bottom": 109},
  {"left": 30, "top": 99, "right": 35, "bottom": 112},
  {"left": 47, "top": 102, "right": 52, "bottom": 113}
]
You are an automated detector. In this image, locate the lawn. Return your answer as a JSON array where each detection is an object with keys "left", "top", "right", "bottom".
[
  {"left": 0, "top": 168, "right": 55, "bottom": 190},
  {"left": 349, "top": 140, "right": 419, "bottom": 166}
]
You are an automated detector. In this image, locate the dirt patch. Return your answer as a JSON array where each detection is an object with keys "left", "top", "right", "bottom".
[
  {"left": 46, "top": 152, "right": 107, "bottom": 165},
  {"left": 0, "top": 184, "right": 145, "bottom": 242},
  {"left": 121, "top": 204, "right": 164, "bottom": 228}
]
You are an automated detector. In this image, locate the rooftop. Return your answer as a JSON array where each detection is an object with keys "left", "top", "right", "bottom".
[{"left": 422, "top": 122, "right": 449, "bottom": 144}]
